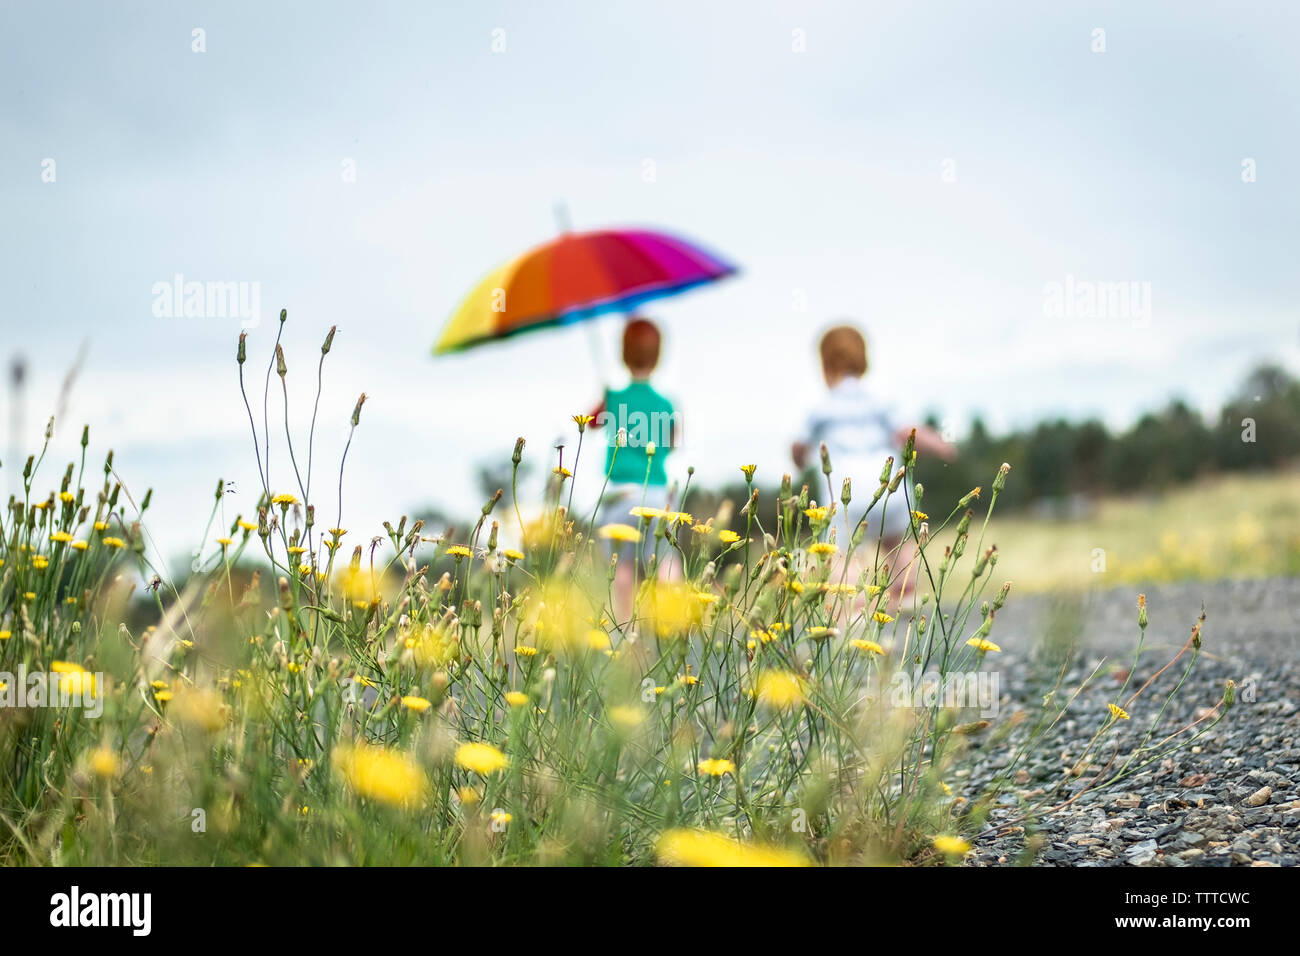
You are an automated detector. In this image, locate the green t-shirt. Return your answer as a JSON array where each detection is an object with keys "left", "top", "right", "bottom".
[{"left": 602, "top": 382, "right": 675, "bottom": 486}]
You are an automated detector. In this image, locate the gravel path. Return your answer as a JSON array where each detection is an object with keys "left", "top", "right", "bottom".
[{"left": 963, "top": 577, "right": 1300, "bottom": 867}]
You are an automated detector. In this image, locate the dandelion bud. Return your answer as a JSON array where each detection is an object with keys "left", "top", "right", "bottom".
[
  {"left": 23, "top": 455, "right": 34, "bottom": 479},
  {"left": 487, "top": 521, "right": 498, "bottom": 552},
  {"left": 819, "top": 442, "right": 833, "bottom": 476},
  {"left": 274, "top": 344, "right": 288, "bottom": 378},
  {"left": 141, "top": 488, "right": 153, "bottom": 511},
  {"left": 841, "top": 477, "right": 852, "bottom": 507},
  {"left": 237, "top": 332, "right": 247, "bottom": 365},
  {"left": 258, "top": 507, "right": 269, "bottom": 537},
  {"left": 321, "top": 325, "right": 336, "bottom": 355},
  {"left": 215, "top": 478, "right": 225, "bottom": 501},
  {"left": 888, "top": 467, "right": 905, "bottom": 493},
  {"left": 1137, "top": 593, "right": 1147, "bottom": 630},
  {"left": 80, "top": 425, "right": 89, "bottom": 448},
  {"left": 992, "top": 462, "right": 1011, "bottom": 494},
  {"left": 957, "top": 509, "right": 973, "bottom": 536},
  {"left": 482, "top": 489, "right": 502, "bottom": 516},
  {"left": 646, "top": 441, "right": 657, "bottom": 457},
  {"left": 45, "top": 416, "right": 54, "bottom": 440},
  {"left": 512, "top": 436, "right": 526, "bottom": 465},
  {"left": 741, "top": 488, "right": 758, "bottom": 516},
  {"left": 1223, "top": 679, "right": 1235, "bottom": 710},
  {"left": 913, "top": 483, "right": 924, "bottom": 507},
  {"left": 104, "top": 450, "right": 113, "bottom": 474},
  {"left": 878, "top": 456, "right": 894, "bottom": 485},
  {"left": 279, "top": 308, "right": 288, "bottom": 325},
  {"left": 108, "top": 483, "right": 120, "bottom": 507},
  {"left": 994, "top": 581, "right": 1012, "bottom": 610},
  {"left": 780, "top": 474, "right": 792, "bottom": 498},
  {"left": 952, "top": 532, "right": 967, "bottom": 559},
  {"left": 351, "top": 392, "right": 367, "bottom": 427},
  {"left": 959, "top": 486, "right": 981, "bottom": 508}
]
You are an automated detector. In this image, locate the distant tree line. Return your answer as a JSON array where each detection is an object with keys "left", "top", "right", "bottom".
[
  {"left": 912, "top": 363, "right": 1300, "bottom": 513},
  {"left": 685, "top": 363, "right": 1300, "bottom": 523}
]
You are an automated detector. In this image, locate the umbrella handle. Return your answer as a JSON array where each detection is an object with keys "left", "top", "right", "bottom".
[{"left": 584, "top": 316, "right": 611, "bottom": 388}]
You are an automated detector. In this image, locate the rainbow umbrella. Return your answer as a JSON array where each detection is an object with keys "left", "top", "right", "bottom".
[{"left": 434, "top": 227, "right": 737, "bottom": 355}]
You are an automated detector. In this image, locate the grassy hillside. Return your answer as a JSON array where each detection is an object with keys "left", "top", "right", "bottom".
[{"left": 986, "top": 468, "right": 1300, "bottom": 592}]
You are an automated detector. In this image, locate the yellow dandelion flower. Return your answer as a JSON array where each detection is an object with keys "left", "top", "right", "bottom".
[
  {"left": 803, "top": 506, "right": 829, "bottom": 523},
  {"left": 94, "top": 521, "right": 109, "bottom": 531},
  {"left": 1108, "top": 702, "right": 1130, "bottom": 720},
  {"left": 807, "top": 626, "right": 837, "bottom": 640},
  {"left": 514, "top": 645, "right": 539, "bottom": 658},
  {"left": 628, "top": 505, "right": 666, "bottom": 521},
  {"left": 851, "top": 639, "right": 885, "bottom": 655},
  {"left": 740, "top": 464, "right": 757, "bottom": 480},
  {"left": 572, "top": 413, "right": 595, "bottom": 427},
  {"left": 552, "top": 466, "right": 573, "bottom": 478},
  {"left": 237, "top": 519, "right": 258, "bottom": 531},
  {"left": 718, "top": 530, "right": 742, "bottom": 544},
  {"left": 333, "top": 742, "right": 426, "bottom": 808},
  {"left": 911, "top": 510, "right": 929, "bottom": 521},
  {"left": 873, "top": 611, "right": 894, "bottom": 624},
  {"left": 59, "top": 491, "right": 76, "bottom": 503},
  {"left": 454, "top": 741, "right": 509, "bottom": 775},
  {"left": 489, "top": 809, "right": 513, "bottom": 827},
  {"left": 598, "top": 523, "right": 642, "bottom": 543},
  {"left": 505, "top": 691, "right": 529, "bottom": 708},
  {"left": 287, "top": 545, "right": 306, "bottom": 555},
  {"left": 503, "top": 549, "right": 524, "bottom": 561},
  {"left": 71, "top": 540, "right": 88, "bottom": 551},
  {"left": 0, "top": 630, "right": 10, "bottom": 640},
  {"left": 445, "top": 544, "right": 472, "bottom": 558},
  {"left": 697, "top": 758, "right": 735, "bottom": 777},
  {"left": 400, "top": 695, "right": 433, "bottom": 713},
  {"left": 170, "top": 689, "right": 226, "bottom": 732},
  {"left": 808, "top": 542, "right": 838, "bottom": 556},
  {"left": 51, "top": 531, "right": 74, "bottom": 543},
  {"left": 217, "top": 537, "right": 233, "bottom": 547},
  {"left": 642, "top": 581, "right": 703, "bottom": 638},
  {"left": 755, "top": 670, "right": 806, "bottom": 710},
  {"left": 89, "top": 748, "right": 120, "bottom": 779},
  {"left": 103, "top": 537, "right": 125, "bottom": 549},
  {"left": 966, "top": 637, "right": 1001, "bottom": 653},
  {"left": 32, "top": 555, "right": 49, "bottom": 570},
  {"left": 932, "top": 835, "right": 972, "bottom": 856},
  {"left": 656, "top": 829, "right": 810, "bottom": 868},
  {"left": 608, "top": 704, "right": 644, "bottom": 729},
  {"left": 271, "top": 493, "right": 299, "bottom": 506}
]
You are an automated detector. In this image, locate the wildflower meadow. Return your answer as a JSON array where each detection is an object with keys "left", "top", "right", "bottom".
[{"left": 0, "top": 321, "right": 1230, "bottom": 867}]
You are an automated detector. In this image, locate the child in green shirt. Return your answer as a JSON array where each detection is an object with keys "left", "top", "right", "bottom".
[{"left": 591, "top": 318, "right": 678, "bottom": 610}]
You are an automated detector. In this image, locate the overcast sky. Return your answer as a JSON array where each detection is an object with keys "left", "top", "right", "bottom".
[{"left": 2, "top": 0, "right": 1297, "bottom": 566}]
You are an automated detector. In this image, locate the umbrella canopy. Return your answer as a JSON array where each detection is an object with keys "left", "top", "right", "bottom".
[{"left": 434, "top": 227, "right": 736, "bottom": 354}]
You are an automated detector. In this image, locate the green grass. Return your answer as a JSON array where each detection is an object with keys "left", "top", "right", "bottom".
[{"left": 985, "top": 469, "right": 1300, "bottom": 593}]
